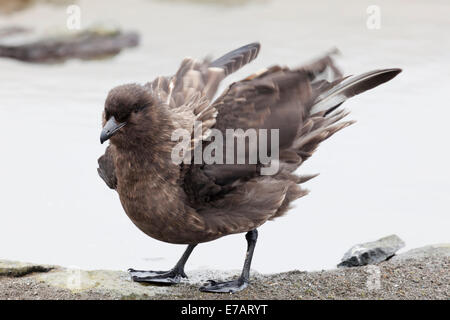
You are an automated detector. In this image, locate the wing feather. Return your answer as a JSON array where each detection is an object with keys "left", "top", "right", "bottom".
[{"left": 188, "top": 52, "right": 401, "bottom": 230}]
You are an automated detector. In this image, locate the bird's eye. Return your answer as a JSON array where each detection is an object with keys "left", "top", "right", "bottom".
[
  {"left": 133, "top": 104, "right": 145, "bottom": 113},
  {"left": 117, "top": 115, "right": 127, "bottom": 122},
  {"left": 129, "top": 102, "right": 151, "bottom": 117}
]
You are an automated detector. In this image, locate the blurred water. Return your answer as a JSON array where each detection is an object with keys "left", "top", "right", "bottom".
[{"left": 0, "top": 0, "right": 449, "bottom": 274}]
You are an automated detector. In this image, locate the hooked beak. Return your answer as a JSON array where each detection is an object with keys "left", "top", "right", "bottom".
[{"left": 100, "top": 117, "right": 126, "bottom": 144}]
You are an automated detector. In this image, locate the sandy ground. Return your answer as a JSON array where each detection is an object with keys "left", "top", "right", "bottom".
[{"left": 1, "top": 255, "right": 448, "bottom": 300}]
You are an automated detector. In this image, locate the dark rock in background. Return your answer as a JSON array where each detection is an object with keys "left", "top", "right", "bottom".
[
  {"left": 0, "top": 26, "right": 30, "bottom": 39},
  {"left": 338, "top": 234, "right": 405, "bottom": 268},
  {"left": 0, "top": 0, "right": 72, "bottom": 15},
  {"left": 0, "top": 25, "right": 139, "bottom": 63}
]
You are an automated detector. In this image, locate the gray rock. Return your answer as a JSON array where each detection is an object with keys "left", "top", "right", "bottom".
[
  {"left": 391, "top": 243, "right": 450, "bottom": 262},
  {"left": 338, "top": 234, "right": 405, "bottom": 267}
]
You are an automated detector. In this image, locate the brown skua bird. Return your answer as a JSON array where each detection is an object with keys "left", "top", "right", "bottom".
[{"left": 98, "top": 43, "right": 401, "bottom": 293}]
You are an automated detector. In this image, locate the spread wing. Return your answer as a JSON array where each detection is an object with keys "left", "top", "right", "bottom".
[
  {"left": 195, "top": 52, "right": 347, "bottom": 187},
  {"left": 151, "top": 42, "right": 261, "bottom": 161},
  {"left": 185, "top": 53, "right": 401, "bottom": 236},
  {"left": 146, "top": 42, "right": 261, "bottom": 108},
  {"left": 201, "top": 61, "right": 401, "bottom": 185}
]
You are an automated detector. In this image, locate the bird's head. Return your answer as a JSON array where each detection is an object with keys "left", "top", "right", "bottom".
[{"left": 100, "top": 84, "right": 167, "bottom": 148}]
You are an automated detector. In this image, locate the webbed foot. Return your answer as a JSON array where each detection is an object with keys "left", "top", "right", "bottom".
[
  {"left": 199, "top": 277, "right": 248, "bottom": 293},
  {"left": 128, "top": 268, "right": 186, "bottom": 284}
]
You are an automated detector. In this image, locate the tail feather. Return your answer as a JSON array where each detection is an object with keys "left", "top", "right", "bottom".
[
  {"left": 210, "top": 42, "right": 261, "bottom": 76},
  {"left": 287, "top": 68, "right": 400, "bottom": 172},
  {"left": 311, "top": 68, "right": 402, "bottom": 115}
]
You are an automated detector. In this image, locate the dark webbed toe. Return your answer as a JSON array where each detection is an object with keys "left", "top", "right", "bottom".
[
  {"left": 128, "top": 268, "right": 186, "bottom": 284},
  {"left": 199, "top": 278, "right": 248, "bottom": 293}
]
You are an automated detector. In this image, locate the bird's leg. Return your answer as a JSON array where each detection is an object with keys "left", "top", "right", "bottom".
[
  {"left": 129, "top": 244, "right": 197, "bottom": 284},
  {"left": 200, "top": 229, "right": 258, "bottom": 293}
]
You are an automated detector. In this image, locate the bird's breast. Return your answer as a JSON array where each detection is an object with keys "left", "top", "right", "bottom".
[{"left": 115, "top": 173, "right": 211, "bottom": 244}]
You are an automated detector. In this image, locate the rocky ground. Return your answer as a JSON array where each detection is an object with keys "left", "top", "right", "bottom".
[{"left": 0, "top": 244, "right": 449, "bottom": 300}]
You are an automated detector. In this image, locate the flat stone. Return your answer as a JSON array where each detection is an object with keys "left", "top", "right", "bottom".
[
  {"left": 36, "top": 268, "right": 177, "bottom": 299},
  {"left": 391, "top": 243, "right": 450, "bottom": 262},
  {"left": 0, "top": 259, "right": 54, "bottom": 277},
  {"left": 338, "top": 234, "right": 405, "bottom": 267}
]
